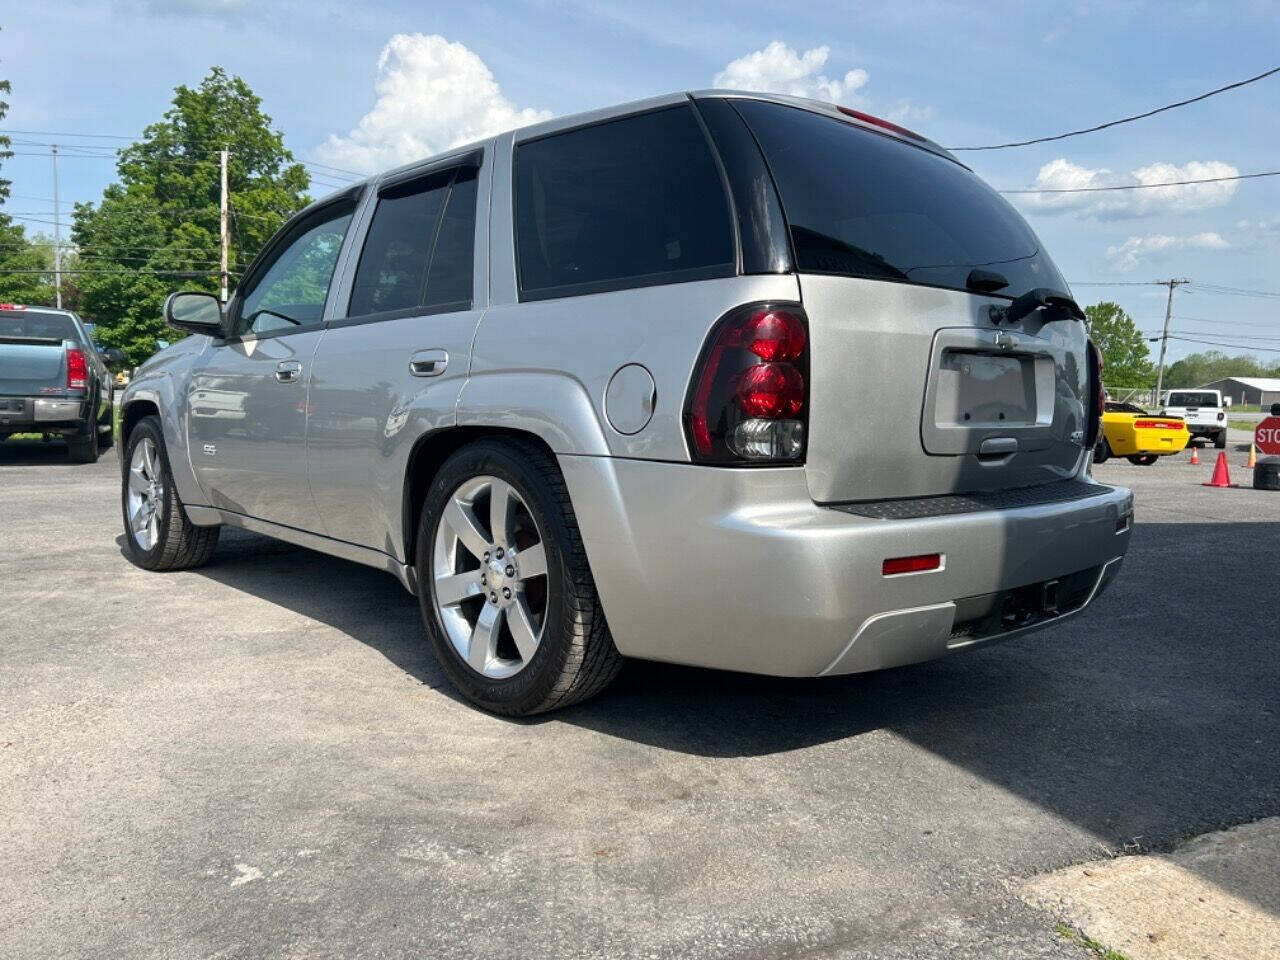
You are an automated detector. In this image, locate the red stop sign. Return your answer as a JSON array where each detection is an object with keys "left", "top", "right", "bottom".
[{"left": 1256, "top": 417, "right": 1280, "bottom": 456}]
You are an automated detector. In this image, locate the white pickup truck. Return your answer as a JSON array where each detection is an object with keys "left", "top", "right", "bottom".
[{"left": 1163, "top": 389, "right": 1227, "bottom": 449}]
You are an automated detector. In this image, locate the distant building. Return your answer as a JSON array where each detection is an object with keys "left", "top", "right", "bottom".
[{"left": 1198, "top": 377, "right": 1280, "bottom": 408}]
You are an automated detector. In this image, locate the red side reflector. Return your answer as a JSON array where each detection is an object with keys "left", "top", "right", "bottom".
[
  {"left": 882, "top": 553, "right": 942, "bottom": 577},
  {"left": 837, "top": 106, "right": 926, "bottom": 142}
]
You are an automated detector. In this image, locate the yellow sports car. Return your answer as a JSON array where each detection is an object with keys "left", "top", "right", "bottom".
[{"left": 1094, "top": 401, "right": 1189, "bottom": 465}]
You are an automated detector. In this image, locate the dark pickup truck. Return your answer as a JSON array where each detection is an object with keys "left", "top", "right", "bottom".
[{"left": 0, "top": 304, "right": 122, "bottom": 462}]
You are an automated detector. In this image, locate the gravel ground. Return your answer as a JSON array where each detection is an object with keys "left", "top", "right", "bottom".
[{"left": 2, "top": 437, "right": 1277, "bottom": 959}]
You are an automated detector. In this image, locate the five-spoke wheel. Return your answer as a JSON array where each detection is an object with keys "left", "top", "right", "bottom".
[{"left": 126, "top": 436, "right": 165, "bottom": 551}]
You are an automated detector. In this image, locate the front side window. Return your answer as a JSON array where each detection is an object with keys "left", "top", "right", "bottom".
[
  {"left": 347, "top": 166, "right": 478, "bottom": 319},
  {"left": 515, "top": 105, "right": 734, "bottom": 299},
  {"left": 235, "top": 205, "right": 354, "bottom": 337},
  {"left": 734, "top": 100, "right": 1067, "bottom": 300}
]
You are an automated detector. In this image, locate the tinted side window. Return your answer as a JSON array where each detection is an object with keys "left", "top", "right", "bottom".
[
  {"left": 515, "top": 106, "right": 734, "bottom": 298},
  {"left": 349, "top": 174, "right": 450, "bottom": 317},
  {"left": 236, "top": 204, "right": 354, "bottom": 336},
  {"left": 734, "top": 100, "right": 1067, "bottom": 299},
  {"left": 423, "top": 169, "right": 478, "bottom": 309}
]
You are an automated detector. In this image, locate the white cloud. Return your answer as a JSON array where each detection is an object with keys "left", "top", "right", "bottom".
[
  {"left": 713, "top": 42, "right": 870, "bottom": 103},
  {"left": 1017, "top": 158, "right": 1239, "bottom": 219},
  {"left": 1107, "top": 232, "right": 1228, "bottom": 272},
  {"left": 317, "top": 34, "right": 552, "bottom": 174}
]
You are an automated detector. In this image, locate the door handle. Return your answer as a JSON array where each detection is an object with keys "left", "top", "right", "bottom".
[
  {"left": 409, "top": 349, "right": 449, "bottom": 378},
  {"left": 275, "top": 360, "right": 302, "bottom": 383}
]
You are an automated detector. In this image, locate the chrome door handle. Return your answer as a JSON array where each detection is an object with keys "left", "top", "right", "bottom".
[
  {"left": 275, "top": 360, "right": 302, "bottom": 383},
  {"left": 409, "top": 349, "right": 448, "bottom": 378}
]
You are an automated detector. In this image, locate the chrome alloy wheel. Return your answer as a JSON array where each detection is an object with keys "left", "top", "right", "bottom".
[
  {"left": 431, "top": 475, "right": 549, "bottom": 680},
  {"left": 126, "top": 437, "right": 165, "bottom": 551}
]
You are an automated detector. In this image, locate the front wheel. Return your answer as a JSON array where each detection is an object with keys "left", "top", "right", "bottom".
[
  {"left": 416, "top": 438, "right": 622, "bottom": 716},
  {"left": 121, "top": 415, "right": 220, "bottom": 570}
]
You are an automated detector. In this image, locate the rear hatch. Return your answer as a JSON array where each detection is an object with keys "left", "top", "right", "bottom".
[
  {"left": 733, "top": 98, "right": 1088, "bottom": 503},
  {"left": 0, "top": 309, "right": 76, "bottom": 396}
]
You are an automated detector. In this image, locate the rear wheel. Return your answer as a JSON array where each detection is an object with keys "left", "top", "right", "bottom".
[
  {"left": 121, "top": 415, "right": 220, "bottom": 570},
  {"left": 98, "top": 390, "right": 115, "bottom": 450},
  {"left": 416, "top": 438, "right": 622, "bottom": 716},
  {"left": 1127, "top": 454, "right": 1159, "bottom": 466},
  {"left": 1093, "top": 438, "right": 1112, "bottom": 464}
]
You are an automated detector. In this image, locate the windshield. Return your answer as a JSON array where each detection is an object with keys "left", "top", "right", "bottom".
[
  {"left": 1167, "top": 392, "right": 1219, "bottom": 407},
  {"left": 0, "top": 310, "right": 80, "bottom": 342},
  {"left": 733, "top": 99, "right": 1067, "bottom": 299}
]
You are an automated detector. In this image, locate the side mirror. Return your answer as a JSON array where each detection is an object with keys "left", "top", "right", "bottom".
[
  {"left": 164, "top": 291, "right": 225, "bottom": 337},
  {"left": 101, "top": 347, "right": 126, "bottom": 367}
]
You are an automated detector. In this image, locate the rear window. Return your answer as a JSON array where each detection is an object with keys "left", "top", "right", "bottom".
[
  {"left": 0, "top": 310, "right": 80, "bottom": 342},
  {"left": 514, "top": 105, "right": 734, "bottom": 299},
  {"left": 733, "top": 100, "right": 1066, "bottom": 299},
  {"left": 1167, "top": 392, "right": 1219, "bottom": 407}
]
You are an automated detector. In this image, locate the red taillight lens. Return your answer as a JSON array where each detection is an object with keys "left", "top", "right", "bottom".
[
  {"left": 736, "top": 362, "right": 805, "bottom": 418},
  {"left": 883, "top": 553, "right": 942, "bottom": 576},
  {"left": 686, "top": 302, "right": 809, "bottom": 463},
  {"left": 745, "top": 309, "right": 806, "bottom": 361},
  {"left": 1134, "top": 419, "right": 1181, "bottom": 430},
  {"left": 66, "top": 347, "right": 88, "bottom": 390}
]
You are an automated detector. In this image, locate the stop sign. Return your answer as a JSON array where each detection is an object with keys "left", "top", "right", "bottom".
[{"left": 1256, "top": 417, "right": 1280, "bottom": 456}]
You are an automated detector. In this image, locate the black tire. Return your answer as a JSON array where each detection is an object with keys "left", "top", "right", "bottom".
[
  {"left": 415, "top": 437, "right": 623, "bottom": 716},
  {"left": 1093, "top": 438, "right": 1112, "bottom": 464},
  {"left": 66, "top": 421, "right": 99, "bottom": 463},
  {"left": 121, "top": 415, "right": 220, "bottom": 571},
  {"left": 1215, "top": 430, "right": 1227, "bottom": 449},
  {"left": 1127, "top": 454, "right": 1159, "bottom": 466}
]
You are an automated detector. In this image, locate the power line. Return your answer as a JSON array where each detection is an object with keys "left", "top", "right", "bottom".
[
  {"left": 950, "top": 65, "right": 1280, "bottom": 150},
  {"left": 999, "top": 170, "right": 1280, "bottom": 195},
  {"left": 1188, "top": 282, "right": 1280, "bottom": 300},
  {"left": 1163, "top": 334, "right": 1280, "bottom": 355}
]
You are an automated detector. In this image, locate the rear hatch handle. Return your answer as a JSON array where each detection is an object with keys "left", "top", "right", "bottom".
[{"left": 988, "top": 288, "right": 1085, "bottom": 326}]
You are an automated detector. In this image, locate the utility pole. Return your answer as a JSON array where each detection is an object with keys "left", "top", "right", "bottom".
[
  {"left": 51, "top": 145, "right": 62, "bottom": 309},
  {"left": 1153, "top": 277, "right": 1190, "bottom": 403},
  {"left": 219, "top": 147, "right": 230, "bottom": 303}
]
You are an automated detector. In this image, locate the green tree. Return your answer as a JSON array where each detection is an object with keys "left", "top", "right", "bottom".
[
  {"left": 0, "top": 223, "right": 58, "bottom": 304},
  {"left": 1084, "top": 301, "right": 1154, "bottom": 389},
  {"left": 1164, "top": 350, "right": 1280, "bottom": 388},
  {"left": 0, "top": 35, "right": 11, "bottom": 211},
  {"left": 72, "top": 67, "right": 310, "bottom": 362}
]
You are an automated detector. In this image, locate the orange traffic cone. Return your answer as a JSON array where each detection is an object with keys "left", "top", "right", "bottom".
[
  {"left": 1202, "top": 451, "right": 1237, "bottom": 488},
  {"left": 1244, "top": 443, "right": 1257, "bottom": 469},
  {"left": 1188, "top": 445, "right": 1200, "bottom": 465}
]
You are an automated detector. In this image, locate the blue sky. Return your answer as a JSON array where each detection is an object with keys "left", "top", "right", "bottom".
[{"left": 3, "top": 0, "right": 1278, "bottom": 362}]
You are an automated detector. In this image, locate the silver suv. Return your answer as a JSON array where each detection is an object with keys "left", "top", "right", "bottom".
[{"left": 119, "top": 91, "right": 1133, "bottom": 715}]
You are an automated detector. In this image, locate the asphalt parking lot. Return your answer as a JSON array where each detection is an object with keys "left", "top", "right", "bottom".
[{"left": 2, "top": 438, "right": 1277, "bottom": 959}]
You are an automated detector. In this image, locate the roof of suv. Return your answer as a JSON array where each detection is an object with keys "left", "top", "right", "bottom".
[{"left": 312, "top": 90, "right": 961, "bottom": 210}]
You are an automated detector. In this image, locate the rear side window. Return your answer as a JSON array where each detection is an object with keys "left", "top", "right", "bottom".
[
  {"left": 348, "top": 166, "right": 477, "bottom": 319},
  {"left": 734, "top": 100, "right": 1066, "bottom": 299},
  {"left": 515, "top": 105, "right": 734, "bottom": 299}
]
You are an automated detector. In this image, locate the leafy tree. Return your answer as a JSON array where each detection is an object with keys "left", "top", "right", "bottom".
[
  {"left": 1084, "top": 301, "right": 1154, "bottom": 389},
  {"left": 0, "top": 224, "right": 59, "bottom": 304},
  {"left": 1165, "top": 350, "right": 1280, "bottom": 388},
  {"left": 73, "top": 68, "right": 310, "bottom": 363},
  {"left": 0, "top": 36, "right": 11, "bottom": 211}
]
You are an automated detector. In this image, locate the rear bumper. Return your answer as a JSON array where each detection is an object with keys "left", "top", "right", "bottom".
[
  {"left": 560, "top": 456, "right": 1133, "bottom": 677},
  {"left": 1186, "top": 424, "right": 1225, "bottom": 436},
  {"left": 0, "top": 396, "right": 89, "bottom": 431}
]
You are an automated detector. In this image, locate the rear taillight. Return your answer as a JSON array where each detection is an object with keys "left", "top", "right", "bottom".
[
  {"left": 66, "top": 347, "right": 88, "bottom": 390},
  {"left": 1134, "top": 419, "right": 1182, "bottom": 430},
  {"left": 1085, "top": 340, "right": 1103, "bottom": 449},
  {"left": 685, "top": 303, "right": 809, "bottom": 463}
]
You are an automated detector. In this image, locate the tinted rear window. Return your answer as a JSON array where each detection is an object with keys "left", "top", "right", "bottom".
[
  {"left": 734, "top": 100, "right": 1066, "bottom": 299},
  {"left": 1167, "top": 392, "right": 1219, "bottom": 407},
  {"left": 0, "top": 311, "right": 80, "bottom": 341},
  {"left": 515, "top": 105, "right": 734, "bottom": 298}
]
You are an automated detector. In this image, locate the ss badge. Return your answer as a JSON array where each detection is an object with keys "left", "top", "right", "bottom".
[{"left": 203, "top": 443, "right": 217, "bottom": 456}]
